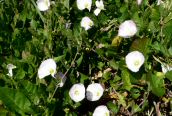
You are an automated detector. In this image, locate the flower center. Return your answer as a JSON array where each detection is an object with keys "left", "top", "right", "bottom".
[
  {"left": 97, "top": 91, "right": 100, "bottom": 96},
  {"left": 50, "top": 69, "right": 54, "bottom": 74},
  {"left": 45, "top": 0, "right": 49, "bottom": 6},
  {"left": 89, "top": 22, "right": 93, "bottom": 26},
  {"left": 105, "top": 112, "right": 109, "bottom": 116},
  {"left": 134, "top": 60, "right": 140, "bottom": 67},
  {"left": 74, "top": 90, "right": 80, "bottom": 96},
  {"left": 85, "top": 3, "right": 89, "bottom": 9}
]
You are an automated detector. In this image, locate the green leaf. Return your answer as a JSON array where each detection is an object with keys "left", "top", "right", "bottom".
[
  {"left": 54, "top": 55, "right": 65, "bottom": 62},
  {"left": 130, "top": 38, "right": 151, "bottom": 56},
  {"left": 76, "top": 54, "right": 83, "bottom": 67},
  {"left": 165, "top": 71, "right": 172, "bottom": 81},
  {"left": 121, "top": 69, "right": 132, "bottom": 91},
  {"left": 107, "top": 102, "right": 119, "bottom": 114},
  {"left": 148, "top": 73, "right": 165, "bottom": 97},
  {"left": 15, "top": 69, "right": 25, "bottom": 80},
  {"left": 80, "top": 73, "right": 89, "bottom": 84},
  {"left": 163, "top": 20, "right": 172, "bottom": 38},
  {"left": 0, "top": 87, "right": 33, "bottom": 114}
]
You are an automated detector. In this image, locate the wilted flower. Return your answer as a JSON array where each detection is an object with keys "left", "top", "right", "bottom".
[
  {"left": 69, "top": 83, "right": 85, "bottom": 102},
  {"left": 36, "top": 0, "right": 50, "bottom": 11},
  {"left": 86, "top": 83, "right": 104, "bottom": 101},
  {"left": 118, "top": 20, "right": 137, "bottom": 38},
  {"left": 38, "top": 58, "right": 56, "bottom": 79},
  {"left": 7, "top": 64, "right": 16, "bottom": 77},
  {"left": 161, "top": 64, "right": 172, "bottom": 74},
  {"left": 137, "top": 0, "right": 142, "bottom": 5},
  {"left": 94, "top": 0, "right": 105, "bottom": 16},
  {"left": 93, "top": 105, "right": 110, "bottom": 116},
  {"left": 125, "top": 51, "right": 145, "bottom": 72},
  {"left": 81, "top": 17, "right": 94, "bottom": 30},
  {"left": 157, "top": 0, "right": 163, "bottom": 5},
  {"left": 77, "top": 0, "right": 92, "bottom": 11},
  {"left": 56, "top": 72, "right": 67, "bottom": 87}
]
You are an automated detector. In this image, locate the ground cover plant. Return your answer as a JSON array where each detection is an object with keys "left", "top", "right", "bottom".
[{"left": 1, "top": 0, "right": 172, "bottom": 115}]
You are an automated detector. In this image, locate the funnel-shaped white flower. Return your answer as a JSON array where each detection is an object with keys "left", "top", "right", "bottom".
[
  {"left": 137, "top": 0, "right": 142, "bottom": 5},
  {"left": 77, "top": 0, "right": 92, "bottom": 11},
  {"left": 69, "top": 83, "right": 85, "bottom": 102},
  {"left": 125, "top": 51, "right": 145, "bottom": 72},
  {"left": 7, "top": 64, "right": 16, "bottom": 77},
  {"left": 86, "top": 83, "right": 104, "bottom": 101},
  {"left": 37, "top": 0, "right": 50, "bottom": 11},
  {"left": 94, "top": 0, "right": 104, "bottom": 16},
  {"left": 81, "top": 17, "right": 94, "bottom": 30},
  {"left": 93, "top": 105, "right": 110, "bottom": 116},
  {"left": 161, "top": 64, "right": 172, "bottom": 74},
  {"left": 38, "top": 58, "right": 56, "bottom": 79},
  {"left": 118, "top": 20, "right": 137, "bottom": 38}
]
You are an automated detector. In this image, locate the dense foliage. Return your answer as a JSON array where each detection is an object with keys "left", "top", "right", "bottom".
[{"left": 1, "top": 0, "right": 172, "bottom": 115}]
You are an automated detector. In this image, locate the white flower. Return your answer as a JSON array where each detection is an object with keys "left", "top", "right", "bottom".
[
  {"left": 161, "top": 64, "right": 172, "bottom": 74},
  {"left": 36, "top": 0, "right": 50, "bottom": 11},
  {"left": 93, "top": 105, "right": 110, "bottom": 116},
  {"left": 86, "top": 83, "right": 104, "bottom": 101},
  {"left": 7, "top": 64, "right": 16, "bottom": 77},
  {"left": 69, "top": 83, "right": 85, "bottom": 102},
  {"left": 137, "top": 0, "right": 142, "bottom": 5},
  {"left": 81, "top": 17, "right": 94, "bottom": 30},
  {"left": 118, "top": 20, "right": 137, "bottom": 38},
  {"left": 77, "top": 0, "right": 92, "bottom": 11},
  {"left": 94, "top": 8, "right": 101, "bottom": 16},
  {"left": 96, "top": 0, "right": 104, "bottom": 10},
  {"left": 38, "top": 58, "right": 56, "bottom": 79},
  {"left": 94, "top": 0, "right": 104, "bottom": 16},
  {"left": 125, "top": 51, "right": 145, "bottom": 72}
]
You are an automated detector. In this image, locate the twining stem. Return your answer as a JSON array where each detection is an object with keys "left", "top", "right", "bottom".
[{"left": 49, "top": 52, "right": 79, "bottom": 101}]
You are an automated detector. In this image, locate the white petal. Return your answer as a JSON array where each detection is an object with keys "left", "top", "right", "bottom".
[
  {"left": 94, "top": 8, "right": 101, "bottom": 16},
  {"left": 37, "top": 0, "right": 50, "bottom": 11},
  {"left": 77, "top": 0, "right": 85, "bottom": 10},
  {"left": 69, "top": 83, "right": 85, "bottom": 102},
  {"left": 85, "top": 0, "right": 92, "bottom": 11},
  {"left": 161, "top": 64, "right": 172, "bottom": 74},
  {"left": 86, "top": 83, "right": 104, "bottom": 101},
  {"left": 93, "top": 105, "right": 110, "bottom": 116},
  {"left": 38, "top": 58, "right": 56, "bottom": 79},
  {"left": 125, "top": 51, "right": 145, "bottom": 72},
  {"left": 7, "top": 64, "right": 16, "bottom": 77},
  {"left": 96, "top": 0, "right": 104, "bottom": 10},
  {"left": 137, "top": 0, "right": 142, "bottom": 5},
  {"left": 118, "top": 20, "right": 137, "bottom": 38},
  {"left": 81, "top": 17, "right": 94, "bottom": 30},
  {"left": 77, "top": 0, "right": 92, "bottom": 11}
]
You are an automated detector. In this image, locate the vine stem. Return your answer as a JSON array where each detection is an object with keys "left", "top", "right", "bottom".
[{"left": 49, "top": 52, "right": 79, "bottom": 101}]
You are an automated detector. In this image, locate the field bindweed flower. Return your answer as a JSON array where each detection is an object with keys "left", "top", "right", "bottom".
[
  {"left": 94, "top": 0, "right": 105, "bottom": 16},
  {"left": 37, "top": 0, "right": 50, "bottom": 11},
  {"left": 137, "top": 0, "right": 142, "bottom": 5},
  {"left": 125, "top": 51, "right": 145, "bottom": 72},
  {"left": 81, "top": 17, "right": 94, "bottom": 30},
  {"left": 86, "top": 83, "right": 104, "bottom": 101},
  {"left": 118, "top": 20, "right": 137, "bottom": 38},
  {"left": 93, "top": 105, "right": 110, "bottom": 116},
  {"left": 77, "top": 0, "right": 92, "bottom": 11},
  {"left": 38, "top": 58, "right": 56, "bottom": 79},
  {"left": 7, "top": 64, "right": 16, "bottom": 77},
  {"left": 161, "top": 64, "right": 172, "bottom": 74},
  {"left": 69, "top": 83, "right": 85, "bottom": 102}
]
